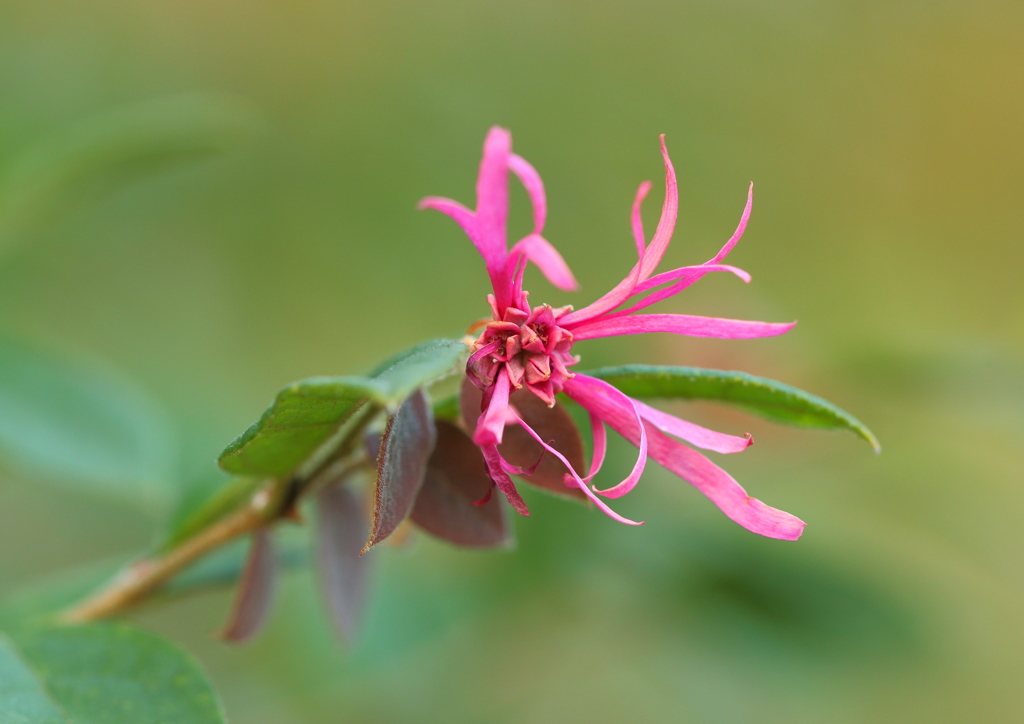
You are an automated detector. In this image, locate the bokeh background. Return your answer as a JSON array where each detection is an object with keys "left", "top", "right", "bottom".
[{"left": 1, "top": 1, "right": 1022, "bottom": 722}]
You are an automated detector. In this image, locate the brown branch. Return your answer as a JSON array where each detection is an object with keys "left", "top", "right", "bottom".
[
  {"left": 61, "top": 485, "right": 276, "bottom": 624},
  {"left": 60, "top": 451, "right": 375, "bottom": 624}
]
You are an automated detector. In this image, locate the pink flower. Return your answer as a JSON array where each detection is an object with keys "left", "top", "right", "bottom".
[{"left": 420, "top": 127, "right": 805, "bottom": 541}]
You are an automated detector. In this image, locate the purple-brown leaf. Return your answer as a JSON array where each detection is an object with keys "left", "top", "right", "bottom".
[
  {"left": 461, "top": 377, "right": 586, "bottom": 500},
  {"left": 363, "top": 389, "right": 437, "bottom": 552},
  {"left": 221, "top": 529, "right": 276, "bottom": 643},
  {"left": 315, "top": 482, "right": 371, "bottom": 639},
  {"left": 411, "top": 421, "right": 511, "bottom": 547}
]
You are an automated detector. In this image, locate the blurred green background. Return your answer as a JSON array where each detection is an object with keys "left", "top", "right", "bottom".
[{"left": 0, "top": 0, "right": 1022, "bottom": 722}]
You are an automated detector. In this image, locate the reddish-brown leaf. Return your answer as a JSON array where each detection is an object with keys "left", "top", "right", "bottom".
[
  {"left": 460, "top": 377, "right": 586, "bottom": 500},
  {"left": 221, "top": 529, "right": 276, "bottom": 643},
  {"left": 411, "top": 421, "right": 511, "bottom": 547},
  {"left": 315, "top": 482, "right": 371, "bottom": 639},
  {"left": 363, "top": 389, "right": 436, "bottom": 552}
]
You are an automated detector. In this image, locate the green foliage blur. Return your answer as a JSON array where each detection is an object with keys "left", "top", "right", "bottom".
[{"left": 0, "top": 0, "right": 1021, "bottom": 721}]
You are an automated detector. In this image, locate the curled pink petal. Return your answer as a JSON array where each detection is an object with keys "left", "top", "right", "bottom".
[
  {"left": 583, "top": 411, "right": 607, "bottom": 483},
  {"left": 512, "top": 411, "right": 643, "bottom": 526},
  {"left": 473, "top": 366, "right": 511, "bottom": 446},
  {"left": 480, "top": 443, "right": 530, "bottom": 516},
  {"left": 571, "top": 313, "right": 797, "bottom": 341},
  {"left": 418, "top": 197, "right": 479, "bottom": 245},
  {"left": 636, "top": 135, "right": 680, "bottom": 281},
  {"left": 545, "top": 375, "right": 647, "bottom": 499},
  {"left": 560, "top": 136, "right": 679, "bottom": 326},
  {"left": 634, "top": 400, "right": 752, "bottom": 454},
  {"left": 508, "top": 153, "right": 546, "bottom": 234},
  {"left": 466, "top": 340, "right": 501, "bottom": 389},
  {"left": 564, "top": 375, "right": 803, "bottom": 540},
  {"left": 476, "top": 127, "right": 515, "bottom": 311},
  {"left": 708, "top": 182, "right": 752, "bottom": 264},
  {"left": 509, "top": 234, "right": 579, "bottom": 291},
  {"left": 499, "top": 447, "right": 546, "bottom": 476},
  {"left": 611, "top": 264, "right": 751, "bottom": 318},
  {"left": 604, "top": 184, "right": 753, "bottom": 313},
  {"left": 631, "top": 181, "right": 652, "bottom": 257},
  {"left": 635, "top": 264, "right": 751, "bottom": 294}
]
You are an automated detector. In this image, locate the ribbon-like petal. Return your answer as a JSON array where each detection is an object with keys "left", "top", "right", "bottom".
[
  {"left": 564, "top": 375, "right": 804, "bottom": 540},
  {"left": 708, "top": 182, "right": 752, "bottom": 265},
  {"left": 473, "top": 366, "right": 512, "bottom": 446},
  {"left": 570, "top": 313, "right": 796, "bottom": 341},
  {"left": 509, "top": 234, "right": 579, "bottom": 291},
  {"left": 418, "top": 197, "right": 479, "bottom": 244},
  {"left": 631, "top": 180, "right": 652, "bottom": 257},
  {"left": 634, "top": 400, "right": 752, "bottom": 454},
  {"left": 480, "top": 443, "right": 530, "bottom": 516},
  {"left": 512, "top": 411, "right": 643, "bottom": 526},
  {"left": 560, "top": 137, "right": 679, "bottom": 326},
  {"left": 508, "top": 153, "right": 546, "bottom": 235}
]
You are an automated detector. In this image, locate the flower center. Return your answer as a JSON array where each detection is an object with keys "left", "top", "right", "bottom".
[{"left": 467, "top": 301, "right": 578, "bottom": 407}]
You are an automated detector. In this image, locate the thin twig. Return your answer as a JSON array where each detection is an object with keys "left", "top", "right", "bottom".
[{"left": 61, "top": 485, "right": 277, "bottom": 623}]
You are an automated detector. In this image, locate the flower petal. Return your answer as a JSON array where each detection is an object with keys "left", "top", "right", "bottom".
[
  {"left": 480, "top": 442, "right": 530, "bottom": 516},
  {"left": 418, "top": 196, "right": 479, "bottom": 244},
  {"left": 708, "top": 182, "right": 752, "bottom": 264},
  {"left": 570, "top": 313, "right": 796, "bottom": 341},
  {"left": 476, "top": 127, "right": 512, "bottom": 269},
  {"left": 508, "top": 152, "right": 546, "bottom": 234},
  {"left": 583, "top": 411, "right": 607, "bottom": 483},
  {"left": 635, "top": 136, "right": 679, "bottom": 281},
  {"left": 509, "top": 234, "right": 579, "bottom": 291},
  {"left": 631, "top": 180, "right": 652, "bottom": 257},
  {"left": 472, "top": 366, "right": 512, "bottom": 446},
  {"left": 564, "top": 375, "right": 804, "bottom": 541},
  {"left": 559, "top": 136, "right": 678, "bottom": 326},
  {"left": 635, "top": 263, "right": 752, "bottom": 294},
  {"left": 634, "top": 399, "right": 752, "bottom": 454},
  {"left": 611, "top": 264, "right": 751, "bottom": 317},
  {"left": 461, "top": 377, "right": 587, "bottom": 500},
  {"left": 549, "top": 375, "right": 648, "bottom": 499},
  {"left": 512, "top": 411, "right": 644, "bottom": 526}
]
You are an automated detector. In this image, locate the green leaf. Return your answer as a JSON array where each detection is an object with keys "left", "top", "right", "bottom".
[
  {"left": 218, "top": 339, "right": 467, "bottom": 478},
  {"left": 217, "top": 376, "right": 387, "bottom": 477},
  {"left": 0, "top": 333, "right": 177, "bottom": 512},
  {"left": 0, "top": 634, "right": 65, "bottom": 724},
  {"left": 584, "top": 364, "right": 880, "bottom": 452},
  {"left": 0, "top": 93, "right": 262, "bottom": 265},
  {"left": 0, "top": 624, "right": 226, "bottom": 724},
  {"left": 369, "top": 339, "right": 469, "bottom": 403}
]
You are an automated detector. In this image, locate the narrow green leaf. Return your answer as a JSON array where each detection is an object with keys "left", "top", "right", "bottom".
[
  {"left": 0, "top": 333, "right": 176, "bottom": 512},
  {"left": 2, "top": 623, "right": 226, "bottom": 724},
  {"left": 584, "top": 365, "right": 880, "bottom": 451},
  {"left": 0, "top": 634, "right": 66, "bottom": 724},
  {"left": 217, "top": 339, "right": 467, "bottom": 479}
]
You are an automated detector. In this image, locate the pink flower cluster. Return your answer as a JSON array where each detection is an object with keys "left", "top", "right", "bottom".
[{"left": 420, "top": 128, "right": 805, "bottom": 540}]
